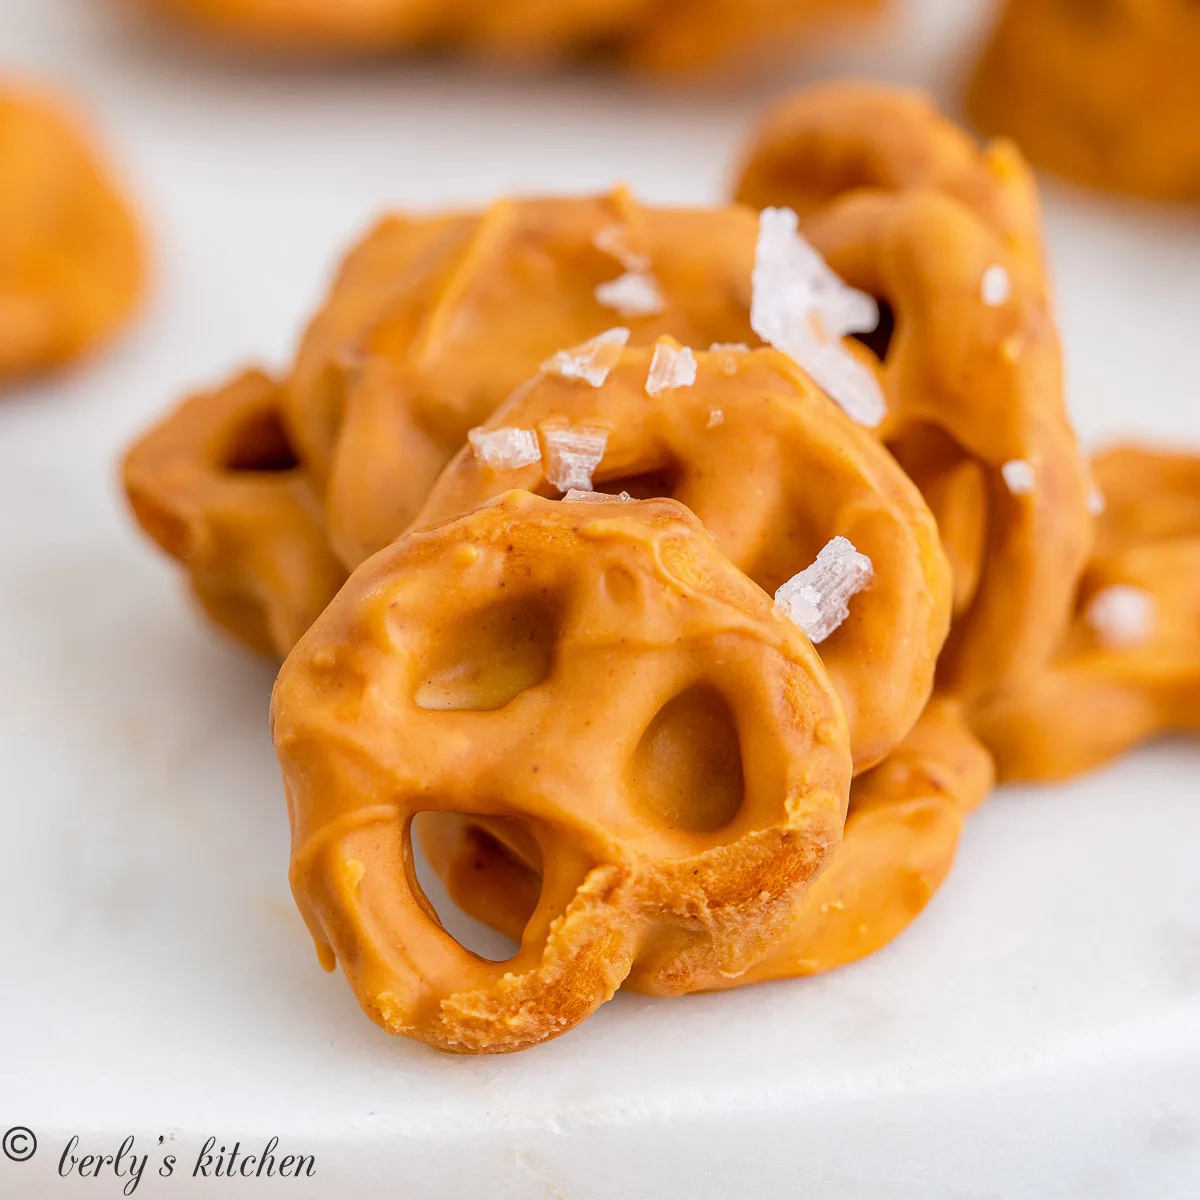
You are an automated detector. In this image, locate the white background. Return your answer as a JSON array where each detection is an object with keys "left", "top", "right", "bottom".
[{"left": 2, "top": 0, "right": 1199, "bottom": 1196}]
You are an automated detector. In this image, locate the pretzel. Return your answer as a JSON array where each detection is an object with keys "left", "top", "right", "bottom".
[
  {"left": 135, "top": 0, "right": 879, "bottom": 72},
  {"left": 0, "top": 83, "right": 143, "bottom": 380},
  {"left": 424, "top": 696, "right": 994, "bottom": 987},
  {"left": 123, "top": 369, "right": 347, "bottom": 658},
  {"left": 411, "top": 343, "right": 951, "bottom": 772},
  {"left": 800, "top": 190, "right": 1091, "bottom": 702},
  {"left": 272, "top": 490, "right": 854, "bottom": 1052},
  {"left": 733, "top": 81, "right": 1047, "bottom": 288},
  {"left": 734, "top": 86, "right": 1092, "bottom": 700},
  {"left": 973, "top": 447, "right": 1200, "bottom": 781},
  {"left": 283, "top": 190, "right": 761, "bottom": 568},
  {"left": 968, "top": 0, "right": 1200, "bottom": 201}
]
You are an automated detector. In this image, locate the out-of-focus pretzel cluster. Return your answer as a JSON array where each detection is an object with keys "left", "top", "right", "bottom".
[
  {"left": 123, "top": 82, "right": 1196, "bottom": 1053},
  {"left": 0, "top": 82, "right": 143, "bottom": 381},
  {"left": 135, "top": 0, "right": 880, "bottom": 73},
  {"left": 969, "top": 0, "right": 1200, "bottom": 202}
]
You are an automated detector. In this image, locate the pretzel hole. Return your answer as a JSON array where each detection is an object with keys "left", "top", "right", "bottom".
[
  {"left": 414, "top": 597, "right": 557, "bottom": 711},
  {"left": 851, "top": 298, "right": 895, "bottom": 364},
  {"left": 631, "top": 685, "right": 744, "bottom": 833},
  {"left": 409, "top": 814, "right": 530, "bottom": 962},
  {"left": 221, "top": 407, "right": 299, "bottom": 473},
  {"left": 596, "top": 465, "right": 682, "bottom": 500}
]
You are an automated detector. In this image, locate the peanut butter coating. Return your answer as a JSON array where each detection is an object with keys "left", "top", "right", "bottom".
[
  {"left": 973, "top": 448, "right": 1200, "bottom": 781},
  {"left": 0, "top": 83, "right": 143, "bottom": 380},
  {"left": 284, "top": 191, "right": 759, "bottom": 567},
  {"left": 123, "top": 370, "right": 347, "bottom": 658},
  {"left": 272, "top": 492, "right": 853, "bottom": 1052}
]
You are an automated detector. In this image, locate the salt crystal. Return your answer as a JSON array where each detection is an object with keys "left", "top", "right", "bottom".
[
  {"left": 981, "top": 264, "right": 1011, "bottom": 307},
  {"left": 543, "top": 427, "right": 609, "bottom": 492},
  {"left": 709, "top": 342, "right": 750, "bottom": 353},
  {"left": 750, "top": 207, "right": 886, "bottom": 428},
  {"left": 1085, "top": 585, "right": 1154, "bottom": 649},
  {"left": 467, "top": 426, "right": 541, "bottom": 470},
  {"left": 1002, "top": 459, "right": 1037, "bottom": 494},
  {"left": 774, "top": 535, "right": 875, "bottom": 645},
  {"left": 1086, "top": 484, "right": 1106, "bottom": 516},
  {"left": 562, "top": 489, "right": 632, "bottom": 503},
  {"left": 593, "top": 224, "right": 650, "bottom": 273},
  {"left": 645, "top": 343, "right": 697, "bottom": 396},
  {"left": 595, "top": 271, "right": 665, "bottom": 318},
  {"left": 542, "top": 327, "right": 631, "bottom": 387},
  {"left": 707, "top": 408, "right": 724, "bottom": 428}
]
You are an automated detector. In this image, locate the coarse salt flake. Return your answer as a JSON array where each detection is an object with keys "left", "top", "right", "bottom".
[
  {"left": 467, "top": 426, "right": 541, "bottom": 470},
  {"left": 751, "top": 207, "right": 885, "bottom": 428},
  {"left": 981, "top": 264, "right": 1011, "bottom": 307},
  {"left": 707, "top": 407, "right": 724, "bottom": 428},
  {"left": 709, "top": 342, "right": 750, "bottom": 353},
  {"left": 562, "top": 489, "right": 632, "bottom": 503},
  {"left": 543, "top": 427, "right": 609, "bottom": 492},
  {"left": 593, "top": 224, "right": 650, "bottom": 273},
  {"left": 1002, "top": 459, "right": 1037, "bottom": 494},
  {"left": 595, "top": 271, "right": 665, "bottom": 318},
  {"left": 1085, "top": 585, "right": 1155, "bottom": 649},
  {"left": 774, "top": 535, "right": 875, "bottom": 645},
  {"left": 645, "top": 343, "right": 697, "bottom": 396},
  {"left": 542, "top": 327, "right": 631, "bottom": 387}
]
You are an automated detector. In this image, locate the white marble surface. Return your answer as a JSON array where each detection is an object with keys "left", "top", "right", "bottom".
[{"left": 1, "top": 0, "right": 1199, "bottom": 1196}]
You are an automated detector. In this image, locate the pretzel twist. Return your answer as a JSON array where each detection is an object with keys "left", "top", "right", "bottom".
[
  {"left": 968, "top": 0, "right": 1200, "bottom": 201},
  {"left": 0, "top": 83, "right": 143, "bottom": 380},
  {"left": 271, "top": 492, "right": 853, "bottom": 1052},
  {"left": 123, "top": 370, "right": 347, "bottom": 657},
  {"left": 973, "top": 448, "right": 1200, "bottom": 781},
  {"left": 283, "top": 191, "right": 759, "bottom": 568}
]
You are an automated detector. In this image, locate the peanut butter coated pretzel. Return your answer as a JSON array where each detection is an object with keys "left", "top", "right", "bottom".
[
  {"left": 733, "top": 81, "right": 1047, "bottom": 287},
  {"left": 123, "top": 370, "right": 347, "bottom": 658},
  {"left": 412, "top": 343, "right": 951, "bottom": 772},
  {"left": 137, "top": 0, "right": 880, "bottom": 72},
  {"left": 272, "top": 492, "right": 853, "bottom": 1052},
  {"left": 283, "top": 192, "right": 759, "bottom": 568},
  {"left": 0, "top": 83, "right": 143, "bottom": 380},
  {"left": 734, "top": 86, "right": 1091, "bottom": 701},
  {"left": 968, "top": 0, "right": 1200, "bottom": 201},
  {"left": 974, "top": 448, "right": 1200, "bottom": 781}
]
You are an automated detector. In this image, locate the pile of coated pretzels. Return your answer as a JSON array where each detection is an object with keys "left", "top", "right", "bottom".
[{"left": 123, "top": 84, "right": 1200, "bottom": 1053}]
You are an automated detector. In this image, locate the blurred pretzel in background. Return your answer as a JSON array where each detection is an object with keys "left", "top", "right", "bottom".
[
  {"left": 272, "top": 492, "right": 855, "bottom": 1052},
  {"left": 283, "top": 190, "right": 759, "bottom": 570},
  {"left": 123, "top": 370, "right": 347, "bottom": 658},
  {"left": 135, "top": 0, "right": 881, "bottom": 73},
  {"left": 974, "top": 448, "right": 1200, "bottom": 781},
  {"left": 0, "top": 82, "right": 143, "bottom": 381},
  {"left": 968, "top": 0, "right": 1200, "bottom": 202}
]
